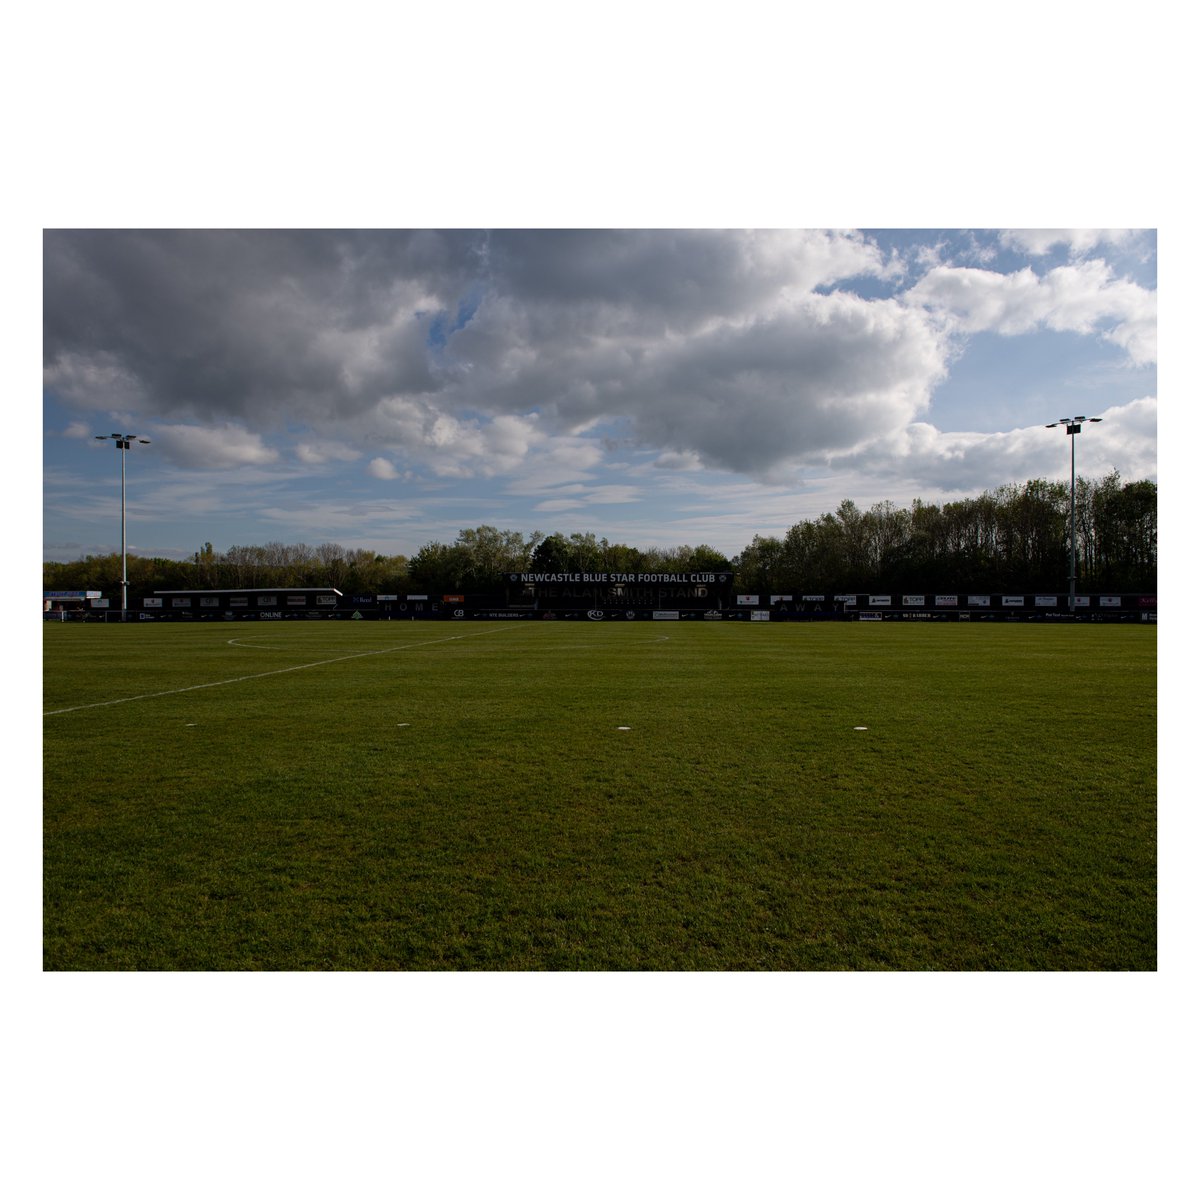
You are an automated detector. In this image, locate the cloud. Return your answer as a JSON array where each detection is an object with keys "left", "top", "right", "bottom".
[
  {"left": 367, "top": 457, "right": 400, "bottom": 479},
  {"left": 999, "top": 229, "right": 1141, "bottom": 257},
  {"left": 832, "top": 396, "right": 1157, "bottom": 493},
  {"left": 149, "top": 423, "right": 279, "bottom": 469},
  {"left": 43, "top": 229, "right": 1155, "bottom": 507},
  {"left": 43, "top": 230, "right": 476, "bottom": 426},
  {"left": 295, "top": 441, "right": 361, "bottom": 465},
  {"left": 905, "top": 260, "right": 1156, "bottom": 365}
]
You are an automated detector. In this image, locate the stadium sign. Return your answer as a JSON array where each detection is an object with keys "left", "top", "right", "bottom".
[
  {"left": 1100, "top": 596, "right": 1121, "bottom": 607},
  {"left": 903, "top": 595, "right": 924, "bottom": 606},
  {"left": 512, "top": 572, "right": 730, "bottom": 585},
  {"left": 869, "top": 595, "right": 891, "bottom": 606},
  {"left": 736, "top": 595, "right": 759, "bottom": 605},
  {"left": 1002, "top": 596, "right": 1025, "bottom": 606},
  {"left": 968, "top": 595, "right": 990, "bottom": 606},
  {"left": 935, "top": 595, "right": 957, "bottom": 606},
  {"left": 1035, "top": 596, "right": 1057, "bottom": 606}
]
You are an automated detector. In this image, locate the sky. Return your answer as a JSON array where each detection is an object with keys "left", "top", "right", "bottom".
[{"left": 42, "top": 227, "right": 1156, "bottom": 564}]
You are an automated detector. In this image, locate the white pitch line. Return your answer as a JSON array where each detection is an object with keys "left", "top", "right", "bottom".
[{"left": 43, "top": 627, "right": 516, "bottom": 716}]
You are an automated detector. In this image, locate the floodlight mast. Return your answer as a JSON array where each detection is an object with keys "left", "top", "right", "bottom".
[
  {"left": 95, "top": 434, "right": 152, "bottom": 621},
  {"left": 1044, "top": 417, "right": 1102, "bottom": 615}
]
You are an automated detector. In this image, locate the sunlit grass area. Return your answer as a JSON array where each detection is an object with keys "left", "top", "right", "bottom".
[{"left": 43, "top": 620, "right": 1156, "bottom": 970}]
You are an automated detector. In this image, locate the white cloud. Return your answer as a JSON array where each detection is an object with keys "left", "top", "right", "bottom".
[
  {"left": 833, "top": 396, "right": 1157, "bottom": 494},
  {"left": 999, "top": 229, "right": 1140, "bottom": 257},
  {"left": 149, "top": 423, "right": 279, "bottom": 469},
  {"left": 905, "top": 260, "right": 1156, "bottom": 364},
  {"left": 296, "top": 441, "right": 361, "bottom": 465},
  {"left": 367, "top": 457, "right": 400, "bottom": 480}
]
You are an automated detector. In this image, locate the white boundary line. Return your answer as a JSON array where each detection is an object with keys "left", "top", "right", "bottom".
[{"left": 43, "top": 626, "right": 519, "bottom": 717}]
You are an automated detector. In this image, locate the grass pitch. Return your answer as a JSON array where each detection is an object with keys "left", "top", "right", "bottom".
[{"left": 43, "top": 620, "right": 1156, "bottom": 970}]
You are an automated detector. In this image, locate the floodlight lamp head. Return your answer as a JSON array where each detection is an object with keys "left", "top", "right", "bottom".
[{"left": 1089, "top": 418, "right": 1102, "bottom": 423}]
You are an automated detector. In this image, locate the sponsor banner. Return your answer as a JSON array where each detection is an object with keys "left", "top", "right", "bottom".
[
  {"left": 968, "top": 595, "right": 990, "bottom": 606},
  {"left": 1073, "top": 596, "right": 1090, "bottom": 607},
  {"left": 377, "top": 594, "right": 399, "bottom": 601},
  {"left": 750, "top": 611, "right": 770, "bottom": 621},
  {"left": 769, "top": 595, "right": 793, "bottom": 604},
  {"left": 869, "top": 595, "right": 891, "bottom": 606},
  {"left": 257, "top": 595, "right": 278, "bottom": 606},
  {"left": 1138, "top": 596, "right": 1157, "bottom": 608},
  {"left": 653, "top": 610, "right": 680, "bottom": 620},
  {"left": 587, "top": 610, "right": 605, "bottom": 621},
  {"left": 834, "top": 594, "right": 857, "bottom": 606},
  {"left": 859, "top": 612, "right": 883, "bottom": 621},
  {"left": 45, "top": 591, "right": 102, "bottom": 600},
  {"left": 90, "top": 598, "right": 110, "bottom": 608},
  {"left": 1035, "top": 596, "right": 1058, "bottom": 607},
  {"left": 407, "top": 594, "right": 428, "bottom": 601},
  {"left": 903, "top": 595, "right": 924, "bottom": 606},
  {"left": 803, "top": 594, "right": 826, "bottom": 602},
  {"left": 443, "top": 594, "right": 465, "bottom": 603},
  {"left": 935, "top": 595, "right": 958, "bottom": 606},
  {"left": 230, "top": 596, "right": 248, "bottom": 607},
  {"left": 736, "top": 595, "right": 759, "bottom": 606},
  {"left": 1100, "top": 596, "right": 1121, "bottom": 607},
  {"left": 315, "top": 596, "right": 336, "bottom": 607},
  {"left": 200, "top": 597, "right": 219, "bottom": 608},
  {"left": 1002, "top": 596, "right": 1025, "bottom": 607},
  {"left": 171, "top": 597, "right": 192, "bottom": 607},
  {"left": 143, "top": 597, "right": 163, "bottom": 608},
  {"left": 350, "top": 595, "right": 374, "bottom": 605},
  {"left": 287, "top": 595, "right": 307, "bottom": 606},
  {"left": 703, "top": 611, "right": 724, "bottom": 620}
]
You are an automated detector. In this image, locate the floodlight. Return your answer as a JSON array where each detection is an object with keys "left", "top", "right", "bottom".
[
  {"left": 94, "top": 431, "right": 152, "bottom": 621},
  {"left": 1046, "top": 414, "right": 1101, "bottom": 615}
]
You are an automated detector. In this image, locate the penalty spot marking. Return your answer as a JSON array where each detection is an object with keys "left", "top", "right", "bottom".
[{"left": 854, "top": 726, "right": 869, "bottom": 731}]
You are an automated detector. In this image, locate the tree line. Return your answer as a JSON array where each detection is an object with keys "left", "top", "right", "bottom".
[{"left": 44, "top": 472, "right": 1156, "bottom": 598}]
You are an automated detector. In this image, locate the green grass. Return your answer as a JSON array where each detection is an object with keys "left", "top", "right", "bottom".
[{"left": 43, "top": 620, "right": 1156, "bottom": 970}]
